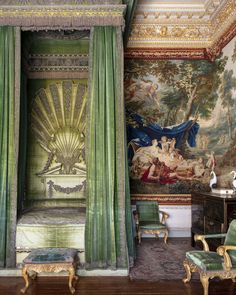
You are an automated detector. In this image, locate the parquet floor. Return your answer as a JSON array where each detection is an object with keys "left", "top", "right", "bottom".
[{"left": 0, "top": 276, "right": 235, "bottom": 295}]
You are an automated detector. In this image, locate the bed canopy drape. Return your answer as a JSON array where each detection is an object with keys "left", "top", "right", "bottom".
[
  {"left": 0, "top": 26, "right": 20, "bottom": 268},
  {"left": 85, "top": 26, "right": 134, "bottom": 268},
  {"left": 0, "top": 0, "right": 135, "bottom": 269}
]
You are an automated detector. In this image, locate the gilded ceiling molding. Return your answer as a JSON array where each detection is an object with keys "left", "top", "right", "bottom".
[
  {"left": 211, "top": 0, "right": 236, "bottom": 44},
  {"left": 129, "top": 23, "right": 211, "bottom": 45},
  {"left": 125, "top": 19, "right": 236, "bottom": 61},
  {"left": 0, "top": 5, "right": 126, "bottom": 28},
  {"left": 127, "top": 0, "right": 236, "bottom": 59},
  {"left": 206, "top": 19, "right": 236, "bottom": 61},
  {"left": 212, "top": 0, "right": 236, "bottom": 28}
]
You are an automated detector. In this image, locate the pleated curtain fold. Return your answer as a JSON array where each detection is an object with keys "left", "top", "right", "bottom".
[
  {"left": 85, "top": 26, "right": 134, "bottom": 269},
  {"left": 0, "top": 26, "right": 20, "bottom": 268}
]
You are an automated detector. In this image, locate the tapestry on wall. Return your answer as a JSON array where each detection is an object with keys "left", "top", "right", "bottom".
[{"left": 125, "top": 37, "right": 236, "bottom": 197}]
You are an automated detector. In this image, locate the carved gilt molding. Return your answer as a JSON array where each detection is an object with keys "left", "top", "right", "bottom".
[
  {"left": 125, "top": 18, "right": 236, "bottom": 61},
  {"left": 127, "top": 0, "right": 236, "bottom": 60}
]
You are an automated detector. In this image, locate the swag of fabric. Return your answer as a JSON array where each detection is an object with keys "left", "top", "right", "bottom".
[
  {"left": 0, "top": 26, "right": 20, "bottom": 268},
  {"left": 85, "top": 26, "right": 134, "bottom": 269}
]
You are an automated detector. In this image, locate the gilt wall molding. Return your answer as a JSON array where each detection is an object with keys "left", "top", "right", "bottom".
[{"left": 0, "top": 4, "right": 126, "bottom": 28}]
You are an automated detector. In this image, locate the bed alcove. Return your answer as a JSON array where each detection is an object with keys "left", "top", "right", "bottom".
[{"left": 16, "top": 30, "right": 90, "bottom": 266}]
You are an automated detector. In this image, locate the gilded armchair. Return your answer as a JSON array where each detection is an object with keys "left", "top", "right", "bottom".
[
  {"left": 183, "top": 219, "right": 236, "bottom": 295},
  {"left": 135, "top": 201, "right": 169, "bottom": 244}
]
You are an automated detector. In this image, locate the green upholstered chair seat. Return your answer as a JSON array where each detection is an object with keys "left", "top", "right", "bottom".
[
  {"left": 23, "top": 248, "right": 78, "bottom": 264},
  {"left": 139, "top": 221, "right": 166, "bottom": 230},
  {"left": 186, "top": 251, "right": 227, "bottom": 272},
  {"left": 183, "top": 220, "right": 236, "bottom": 295}
]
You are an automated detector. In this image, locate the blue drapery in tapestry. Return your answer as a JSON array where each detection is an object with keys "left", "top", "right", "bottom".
[{"left": 127, "top": 112, "right": 199, "bottom": 161}]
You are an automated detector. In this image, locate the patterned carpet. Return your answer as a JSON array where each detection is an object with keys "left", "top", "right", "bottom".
[{"left": 129, "top": 238, "right": 196, "bottom": 281}]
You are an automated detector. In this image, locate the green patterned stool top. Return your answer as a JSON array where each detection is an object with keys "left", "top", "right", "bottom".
[{"left": 23, "top": 248, "right": 78, "bottom": 264}]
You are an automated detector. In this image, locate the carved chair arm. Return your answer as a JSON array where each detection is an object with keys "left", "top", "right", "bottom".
[
  {"left": 194, "top": 234, "right": 226, "bottom": 252},
  {"left": 217, "top": 245, "right": 236, "bottom": 270},
  {"left": 159, "top": 210, "right": 169, "bottom": 224},
  {"left": 194, "top": 235, "right": 210, "bottom": 251},
  {"left": 194, "top": 234, "right": 227, "bottom": 252}
]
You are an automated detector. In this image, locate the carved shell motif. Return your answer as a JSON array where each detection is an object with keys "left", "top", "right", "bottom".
[{"left": 31, "top": 81, "right": 87, "bottom": 175}]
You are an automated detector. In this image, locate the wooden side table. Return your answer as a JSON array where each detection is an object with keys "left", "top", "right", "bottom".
[{"left": 20, "top": 248, "right": 78, "bottom": 294}]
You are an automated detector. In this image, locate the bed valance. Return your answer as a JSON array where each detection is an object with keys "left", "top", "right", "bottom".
[{"left": 0, "top": 2, "right": 126, "bottom": 29}]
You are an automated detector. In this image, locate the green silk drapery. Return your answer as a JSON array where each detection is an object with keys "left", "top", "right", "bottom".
[
  {"left": 17, "top": 73, "right": 27, "bottom": 215},
  {"left": 85, "top": 26, "right": 134, "bottom": 268},
  {"left": 123, "top": 0, "right": 138, "bottom": 48},
  {"left": 0, "top": 26, "right": 20, "bottom": 268}
]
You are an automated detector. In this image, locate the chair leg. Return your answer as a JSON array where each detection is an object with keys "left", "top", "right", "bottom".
[
  {"left": 200, "top": 273, "right": 209, "bottom": 295},
  {"left": 164, "top": 230, "right": 168, "bottom": 244},
  {"left": 183, "top": 259, "right": 192, "bottom": 283}
]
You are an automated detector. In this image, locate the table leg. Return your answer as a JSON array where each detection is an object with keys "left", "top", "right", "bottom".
[{"left": 21, "top": 266, "right": 30, "bottom": 294}]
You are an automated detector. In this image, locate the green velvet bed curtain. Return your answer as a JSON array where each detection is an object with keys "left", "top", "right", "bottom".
[
  {"left": 0, "top": 26, "right": 20, "bottom": 268},
  {"left": 17, "top": 72, "right": 27, "bottom": 215},
  {"left": 123, "top": 0, "right": 138, "bottom": 48},
  {"left": 85, "top": 26, "right": 134, "bottom": 269}
]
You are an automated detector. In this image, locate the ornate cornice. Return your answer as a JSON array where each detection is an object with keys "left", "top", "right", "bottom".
[
  {"left": 206, "top": 19, "right": 236, "bottom": 61},
  {"left": 0, "top": 4, "right": 126, "bottom": 28},
  {"left": 125, "top": 19, "right": 236, "bottom": 60},
  {"left": 126, "top": 0, "right": 236, "bottom": 60}
]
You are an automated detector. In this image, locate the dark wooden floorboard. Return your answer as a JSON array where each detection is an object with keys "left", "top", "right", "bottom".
[{"left": 0, "top": 277, "right": 236, "bottom": 295}]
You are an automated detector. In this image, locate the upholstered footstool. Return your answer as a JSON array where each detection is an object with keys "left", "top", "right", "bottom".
[{"left": 20, "top": 248, "right": 78, "bottom": 294}]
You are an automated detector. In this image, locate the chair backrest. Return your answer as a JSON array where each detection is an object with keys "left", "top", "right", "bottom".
[
  {"left": 224, "top": 219, "right": 236, "bottom": 246},
  {"left": 136, "top": 201, "right": 160, "bottom": 223}
]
